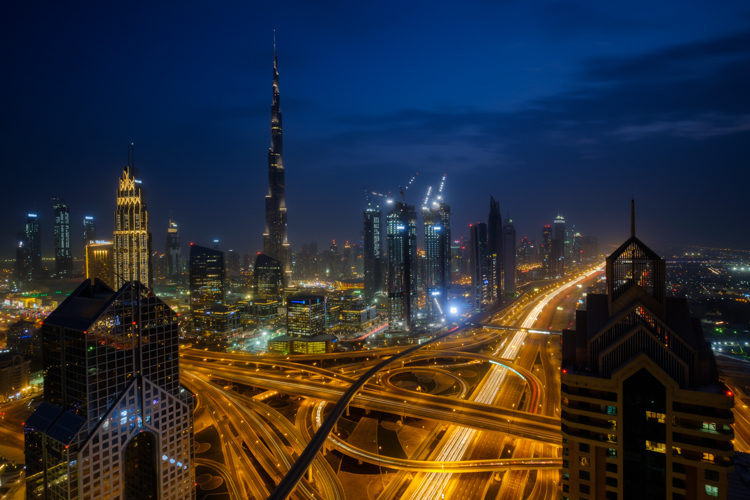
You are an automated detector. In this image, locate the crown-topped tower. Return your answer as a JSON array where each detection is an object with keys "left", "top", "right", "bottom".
[{"left": 263, "top": 32, "right": 292, "bottom": 285}]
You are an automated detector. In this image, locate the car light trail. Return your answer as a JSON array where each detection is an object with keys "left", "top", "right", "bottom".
[{"left": 409, "top": 266, "right": 603, "bottom": 500}]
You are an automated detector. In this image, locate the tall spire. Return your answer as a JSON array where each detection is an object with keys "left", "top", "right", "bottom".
[
  {"left": 263, "top": 32, "right": 291, "bottom": 286},
  {"left": 630, "top": 199, "right": 635, "bottom": 238}
]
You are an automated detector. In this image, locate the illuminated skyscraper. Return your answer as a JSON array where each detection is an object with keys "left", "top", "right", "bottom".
[
  {"left": 25, "top": 213, "right": 42, "bottom": 280},
  {"left": 541, "top": 224, "right": 552, "bottom": 278},
  {"left": 561, "top": 203, "right": 733, "bottom": 500},
  {"left": 502, "top": 218, "right": 516, "bottom": 295},
  {"left": 386, "top": 201, "right": 417, "bottom": 331},
  {"left": 469, "top": 222, "right": 491, "bottom": 312},
  {"left": 82, "top": 215, "right": 96, "bottom": 245},
  {"left": 85, "top": 241, "right": 114, "bottom": 288},
  {"left": 52, "top": 197, "right": 72, "bottom": 277},
  {"left": 487, "top": 196, "right": 503, "bottom": 301},
  {"left": 113, "top": 145, "right": 152, "bottom": 288},
  {"left": 166, "top": 218, "right": 180, "bottom": 281},
  {"left": 189, "top": 244, "right": 236, "bottom": 342},
  {"left": 423, "top": 183, "right": 451, "bottom": 319},
  {"left": 363, "top": 203, "right": 383, "bottom": 301},
  {"left": 24, "top": 279, "right": 194, "bottom": 500},
  {"left": 263, "top": 39, "right": 292, "bottom": 285}
]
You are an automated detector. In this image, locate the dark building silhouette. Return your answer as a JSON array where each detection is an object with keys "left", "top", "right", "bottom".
[
  {"left": 253, "top": 253, "right": 283, "bottom": 300},
  {"left": 502, "top": 217, "right": 516, "bottom": 295},
  {"left": 541, "top": 224, "right": 552, "bottom": 278},
  {"left": 24, "top": 280, "right": 194, "bottom": 499},
  {"left": 166, "top": 218, "right": 180, "bottom": 282},
  {"left": 386, "top": 201, "right": 417, "bottom": 331},
  {"left": 263, "top": 40, "right": 292, "bottom": 285},
  {"left": 561, "top": 203, "right": 733, "bottom": 500},
  {"left": 25, "top": 213, "right": 43, "bottom": 281},
  {"left": 487, "top": 196, "right": 503, "bottom": 301},
  {"left": 85, "top": 241, "right": 114, "bottom": 288},
  {"left": 363, "top": 204, "right": 383, "bottom": 301},
  {"left": 52, "top": 198, "right": 72, "bottom": 277},
  {"left": 552, "top": 214, "right": 566, "bottom": 277},
  {"left": 469, "top": 223, "right": 491, "bottom": 312}
]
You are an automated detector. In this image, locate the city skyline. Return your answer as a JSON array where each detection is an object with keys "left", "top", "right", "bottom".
[{"left": 3, "top": 2, "right": 750, "bottom": 257}]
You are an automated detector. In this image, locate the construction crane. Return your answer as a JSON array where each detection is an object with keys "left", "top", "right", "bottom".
[
  {"left": 399, "top": 172, "right": 419, "bottom": 202},
  {"left": 422, "top": 185, "right": 433, "bottom": 211},
  {"left": 436, "top": 173, "right": 447, "bottom": 202}
]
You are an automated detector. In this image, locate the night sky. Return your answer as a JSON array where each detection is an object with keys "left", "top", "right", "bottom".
[{"left": 2, "top": 1, "right": 749, "bottom": 259}]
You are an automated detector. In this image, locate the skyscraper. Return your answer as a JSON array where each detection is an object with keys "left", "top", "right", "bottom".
[
  {"left": 363, "top": 203, "right": 383, "bottom": 301},
  {"left": 541, "top": 224, "right": 552, "bottom": 278},
  {"left": 502, "top": 217, "right": 516, "bottom": 295},
  {"left": 25, "top": 213, "right": 42, "bottom": 280},
  {"left": 166, "top": 218, "right": 180, "bottom": 282},
  {"left": 52, "top": 197, "right": 72, "bottom": 277},
  {"left": 253, "top": 253, "right": 283, "bottom": 300},
  {"left": 24, "top": 279, "right": 194, "bottom": 500},
  {"left": 487, "top": 196, "right": 503, "bottom": 301},
  {"left": 263, "top": 39, "right": 292, "bottom": 285},
  {"left": 189, "top": 244, "right": 235, "bottom": 342},
  {"left": 423, "top": 191, "right": 451, "bottom": 319},
  {"left": 552, "top": 214, "right": 566, "bottom": 276},
  {"left": 386, "top": 201, "right": 417, "bottom": 331},
  {"left": 469, "top": 223, "right": 491, "bottom": 312},
  {"left": 113, "top": 145, "right": 152, "bottom": 288},
  {"left": 85, "top": 241, "right": 114, "bottom": 288},
  {"left": 561, "top": 203, "right": 733, "bottom": 500},
  {"left": 82, "top": 215, "right": 96, "bottom": 245}
]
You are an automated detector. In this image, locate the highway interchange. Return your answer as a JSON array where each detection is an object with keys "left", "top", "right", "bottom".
[{"left": 181, "top": 265, "right": 604, "bottom": 499}]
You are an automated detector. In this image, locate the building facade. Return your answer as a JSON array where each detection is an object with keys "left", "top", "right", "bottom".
[
  {"left": 363, "top": 205, "right": 383, "bottom": 301},
  {"left": 487, "top": 196, "right": 503, "bottom": 302},
  {"left": 166, "top": 219, "right": 180, "bottom": 282},
  {"left": 113, "top": 148, "right": 152, "bottom": 289},
  {"left": 263, "top": 41, "right": 292, "bottom": 285},
  {"left": 26, "top": 213, "right": 42, "bottom": 280},
  {"left": 561, "top": 206, "right": 733, "bottom": 500},
  {"left": 502, "top": 217, "right": 516, "bottom": 296},
  {"left": 541, "top": 224, "right": 552, "bottom": 278},
  {"left": 423, "top": 196, "right": 451, "bottom": 320},
  {"left": 85, "top": 241, "right": 114, "bottom": 288},
  {"left": 386, "top": 201, "right": 417, "bottom": 331},
  {"left": 552, "top": 214, "right": 566, "bottom": 277},
  {"left": 469, "top": 222, "right": 491, "bottom": 312},
  {"left": 52, "top": 198, "right": 72, "bottom": 277},
  {"left": 83, "top": 216, "right": 96, "bottom": 246},
  {"left": 253, "top": 253, "right": 283, "bottom": 300},
  {"left": 24, "top": 280, "right": 194, "bottom": 500}
]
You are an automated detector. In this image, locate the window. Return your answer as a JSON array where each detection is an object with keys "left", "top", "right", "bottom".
[
  {"left": 672, "top": 446, "right": 682, "bottom": 455},
  {"left": 705, "top": 469, "right": 719, "bottom": 481},
  {"left": 579, "top": 470, "right": 590, "bottom": 481},
  {"left": 645, "top": 411, "right": 665, "bottom": 423},
  {"left": 607, "top": 448, "right": 617, "bottom": 458},
  {"left": 645, "top": 440, "right": 666, "bottom": 453},
  {"left": 579, "top": 443, "right": 590, "bottom": 452},
  {"left": 701, "top": 422, "right": 718, "bottom": 434},
  {"left": 702, "top": 452, "right": 715, "bottom": 463},
  {"left": 705, "top": 484, "right": 719, "bottom": 497},
  {"left": 579, "top": 484, "right": 590, "bottom": 494},
  {"left": 606, "top": 406, "right": 617, "bottom": 416}
]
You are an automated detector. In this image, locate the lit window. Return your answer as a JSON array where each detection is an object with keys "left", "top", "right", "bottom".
[
  {"left": 672, "top": 446, "right": 682, "bottom": 455},
  {"left": 701, "top": 422, "right": 718, "bottom": 434},
  {"left": 645, "top": 411, "right": 665, "bottom": 423},
  {"left": 645, "top": 440, "right": 666, "bottom": 453},
  {"left": 702, "top": 452, "right": 715, "bottom": 463},
  {"left": 705, "top": 484, "right": 719, "bottom": 497}
]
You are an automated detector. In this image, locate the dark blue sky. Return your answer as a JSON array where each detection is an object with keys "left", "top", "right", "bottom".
[{"left": 2, "top": 1, "right": 749, "bottom": 258}]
